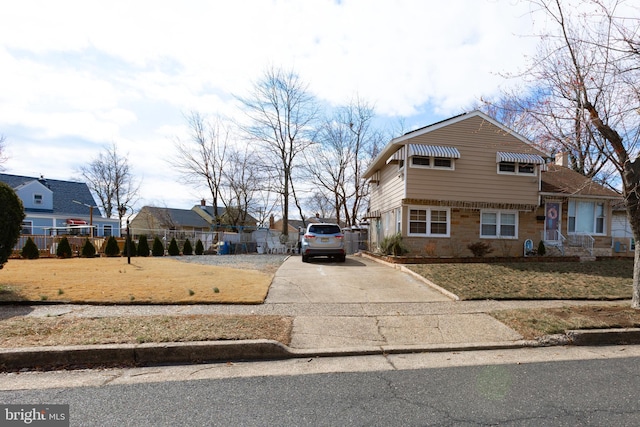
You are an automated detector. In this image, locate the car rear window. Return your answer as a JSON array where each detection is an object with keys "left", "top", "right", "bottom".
[{"left": 309, "top": 224, "right": 341, "bottom": 234}]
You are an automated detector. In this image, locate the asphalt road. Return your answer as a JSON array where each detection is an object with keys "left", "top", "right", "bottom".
[{"left": 2, "top": 347, "right": 640, "bottom": 426}]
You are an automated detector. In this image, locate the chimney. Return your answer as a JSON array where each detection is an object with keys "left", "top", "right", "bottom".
[
  {"left": 269, "top": 214, "right": 275, "bottom": 229},
  {"left": 555, "top": 152, "right": 569, "bottom": 166},
  {"left": 200, "top": 198, "right": 206, "bottom": 207}
]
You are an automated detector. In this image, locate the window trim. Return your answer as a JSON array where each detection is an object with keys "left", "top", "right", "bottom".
[
  {"left": 410, "top": 155, "right": 455, "bottom": 170},
  {"left": 103, "top": 225, "right": 113, "bottom": 237},
  {"left": 407, "top": 206, "right": 451, "bottom": 237},
  {"left": 568, "top": 200, "right": 606, "bottom": 236},
  {"left": 21, "top": 221, "right": 33, "bottom": 235},
  {"left": 480, "top": 210, "right": 519, "bottom": 239},
  {"left": 497, "top": 161, "right": 537, "bottom": 176},
  {"left": 33, "top": 194, "right": 43, "bottom": 205}
]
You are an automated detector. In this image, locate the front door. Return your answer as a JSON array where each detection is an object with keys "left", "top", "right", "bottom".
[{"left": 544, "top": 201, "right": 562, "bottom": 241}]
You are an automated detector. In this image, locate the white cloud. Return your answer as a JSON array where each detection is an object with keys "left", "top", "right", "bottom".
[{"left": 0, "top": 0, "right": 545, "bottom": 209}]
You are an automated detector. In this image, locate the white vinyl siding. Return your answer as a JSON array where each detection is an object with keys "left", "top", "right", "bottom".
[
  {"left": 408, "top": 207, "right": 450, "bottom": 237},
  {"left": 481, "top": 210, "right": 518, "bottom": 238}
]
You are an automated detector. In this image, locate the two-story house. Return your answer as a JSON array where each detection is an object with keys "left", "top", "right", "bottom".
[
  {"left": 363, "top": 111, "right": 622, "bottom": 257},
  {"left": 0, "top": 173, "right": 121, "bottom": 239}
]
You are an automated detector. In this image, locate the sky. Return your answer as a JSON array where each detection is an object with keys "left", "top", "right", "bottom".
[{"left": 0, "top": 0, "right": 543, "bottom": 213}]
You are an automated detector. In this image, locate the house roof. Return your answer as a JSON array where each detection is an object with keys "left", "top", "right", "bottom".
[
  {"left": 541, "top": 164, "right": 621, "bottom": 199},
  {"left": 363, "top": 110, "right": 548, "bottom": 179},
  {"left": 0, "top": 173, "right": 98, "bottom": 215},
  {"left": 143, "top": 207, "right": 211, "bottom": 228},
  {"left": 192, "top": 205, "right": 258, "bottom": 226}
]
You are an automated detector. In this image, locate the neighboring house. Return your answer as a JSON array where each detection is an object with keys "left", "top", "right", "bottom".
[
  {"left": 363, "top": 111, "right": 622, "bottom": 258},
  {"left": 605, "top": 200, "right": 633, "bottom": 257},
  {"left": 128, "top": 202, "right": 260, "bottom": 252},
  {"left": 191, "top": 199, "right": 259, "bottom": 229},
  {"left": 129, "top": 206, "right": 212, "bottom": 236},
  {"left": 268, "top": 214, "right": 345, "bottom": 236},
  {"left": 0, "top": 173, "right": 121, "bottom": 238}
]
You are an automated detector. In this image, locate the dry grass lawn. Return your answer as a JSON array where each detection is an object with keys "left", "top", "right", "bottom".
[
  {"left": 0, "top": 314, "right": 293, "bottom": 348},
  {"left": 491, "top": 305, "right": 640, "bottom": 340},
  {"left": 0, "top": 257, "right": 273, "bottom": 304},
  {"left": 407, "top": 259, "right": 633, "bottom": 300}
]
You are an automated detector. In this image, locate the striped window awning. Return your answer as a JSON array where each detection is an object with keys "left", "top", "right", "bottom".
[
  {"left": 387, "top": 146, "right": 406, "bottom": 164},
  {"left": 409, "top": 144, "right": 461, "bottom": 159},
  {"left": 496, "top": 152, "right": 545, "bottom": 164}
]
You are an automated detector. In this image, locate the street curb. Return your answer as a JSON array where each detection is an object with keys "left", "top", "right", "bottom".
[
  {"left": 3, "top": 328, "right": 640, "bottom": 372},
  {"left": 0, "top": 340, "right": 291, "bottom": 371},
  {"left": 0, "top": 340, "right": 537, "bottom": 371},
  {"left": 567, "top": 328, "right": 640, "bottom": 346}
]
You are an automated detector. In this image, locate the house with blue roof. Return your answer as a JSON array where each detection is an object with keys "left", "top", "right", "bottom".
[{"left": 0, "top": 173, "right": 122, "bottom": 238}]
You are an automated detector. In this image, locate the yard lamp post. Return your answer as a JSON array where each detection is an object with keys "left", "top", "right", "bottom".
[
  {"left": 73, "top": 200, "right": 96, "bottom": 237},
  {"left": 119, "top": 205, "right": 131, "bottom": 265}
]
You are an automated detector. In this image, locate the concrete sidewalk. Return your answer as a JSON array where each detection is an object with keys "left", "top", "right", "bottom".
[{"left": 1, "top": 255, "right": 638, "bottom": 371}]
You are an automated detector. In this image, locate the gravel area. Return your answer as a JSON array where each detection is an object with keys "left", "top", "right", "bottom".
[{"left": 170, "top": 254, "right": 290, "bottom": 274}]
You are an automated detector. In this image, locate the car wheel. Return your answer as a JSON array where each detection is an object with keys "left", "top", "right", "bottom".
[
  {"left": 302, "top": 255, "right": 308, "bottom": 263},
  {"left": 340, "top": 255, "right": 346, "bottom": 263}
]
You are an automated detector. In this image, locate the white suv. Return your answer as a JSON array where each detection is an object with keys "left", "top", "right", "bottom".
[{"left": 300, "top": 223, "right": 346, "bottom": 263}]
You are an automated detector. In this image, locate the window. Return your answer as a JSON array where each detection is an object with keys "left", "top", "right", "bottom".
[
  {"left": 395, "top": 208, "right": 401, "bottom": 233},
  {"left": 434, "top": 158, "right": 452, "bottom": 168},
  {"left": 33, "top": 194, "right": 43, "bottom": 205},
  {"left": 498, "top": 161, "right": 535, "bottom": 175},
  {"left": 481, "top": 211, "right": 518, "bottom": 238},
  {"left": 568, "top": 201, "right": 605, "bottom": 234},
  {"left": 103, "top": 225, "right": 112, "bottom": 237},
  {"left": 21, "top": 221, "right": 33, "bottom": 234},
  {"left": 408, "top": 207, "right": 450, "bottom": 237},
  {"left": 412, "top": 156, "right": 430, "bottom": 166},
  {"left": 518, "top": 163, "right": 535, "bottom": 174},
  {"left": 410, "top": 156, "right": 454, "bottom": 170}
]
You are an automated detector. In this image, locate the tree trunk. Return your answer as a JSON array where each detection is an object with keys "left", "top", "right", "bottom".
[{"left": 634, "top": 245, "right": 640, "bottom": 308}]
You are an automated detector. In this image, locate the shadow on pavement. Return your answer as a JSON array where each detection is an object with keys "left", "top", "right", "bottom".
[
  {"left": 302, "top": 257, "right": 367, "bottom": 267},
  {"left": 0, "top": 304, "right": 34, "bottom": 320}
]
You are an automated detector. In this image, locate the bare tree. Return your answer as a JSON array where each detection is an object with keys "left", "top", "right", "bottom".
[
  {"left": 220, "top": 145, "right": 262, "bottom": 227},
  {"left": 307, "top": 191, "right": 334, "bottom": 220},
  {"left": 79, "top": 143, "right": 139, "bottom": 220},
  {"left": 482, "top": 71, "right": 616, "bottom": 185},
  {"left": 525, "top": 0, "right": 640, "bottom": 307},
  {"left": 305, "top": 97, "right": 383, "bottom": 227},
  {"left": 0, "top": 134, "right": 7, "bottom": 169},
  {"left": 172, "top": 112, "right": 229, "bottom": 227},
  {"left": 236, "top": 66, "right": 319, "bottom": 237}
]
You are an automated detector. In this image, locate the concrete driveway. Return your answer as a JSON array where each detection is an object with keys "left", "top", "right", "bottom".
[
  {"left": 265, "top": 255, "right": 451, "bottom": 303},
  {"left": 265, "top": 255, "right": 523, "bottom": 349}
]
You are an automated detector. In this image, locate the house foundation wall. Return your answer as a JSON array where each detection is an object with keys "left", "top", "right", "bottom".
[{"left": 403, "top": 207, "right": 547, "bottom": 258}]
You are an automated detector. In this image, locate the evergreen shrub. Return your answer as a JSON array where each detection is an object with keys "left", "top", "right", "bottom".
[
  {"left": 537, "top": 240, "right": 546, "bottom": 256},
  {"left": 168, "top": 237, "right": 180, "bottom": 256},
  {"left": 81, "top": 239, "right": 96, "bottom": 258},
  {"left": 183, "top": 239, "right": 193, "bottom": 255},
  {"left": 56, "top": 237, "right": 73, "bottom": 258},
  {"left": 152, "top": 237, "right": 164, "bottom": 256},
  {"left": 104, "top": 236, "right": 120, "bottom": 257},
  {"left": 137, "top": 235, "right": 150, "bottom": 257},
  {"left": 195, "top": 239, "right": 204, "bottom": 255},
  {"left": 0, "top": 182, "right": 25, "bottom": 268},
  {"left": 21, "top": 237, "right": 40, "bottom": 260},
  {"left": 124, "top": 235, "right": 137, "bottom": 258}
]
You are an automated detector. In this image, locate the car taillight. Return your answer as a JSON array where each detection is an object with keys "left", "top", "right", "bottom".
[
  {"left": 304, "top": 234, "right": 315, "bottom": 239},
  {"left": 335, "top": 234, "right": 344, "bottom": 239}
]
